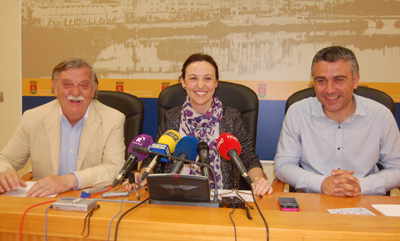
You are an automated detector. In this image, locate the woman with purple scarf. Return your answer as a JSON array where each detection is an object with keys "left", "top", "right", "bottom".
[{"left": 132, "top": 53, "right": 273, "bottom": 196}]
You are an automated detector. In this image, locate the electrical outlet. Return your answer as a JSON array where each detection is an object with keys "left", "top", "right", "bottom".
[{"left": 0, "top": 92, "right": 3, "bottom": 102}]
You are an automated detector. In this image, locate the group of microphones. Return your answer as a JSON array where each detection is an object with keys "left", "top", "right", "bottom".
[{"left": 112, "top": 129, "right": 253, "bottom": 190}]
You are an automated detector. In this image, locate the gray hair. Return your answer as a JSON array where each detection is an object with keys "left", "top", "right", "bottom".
[
  {"left": 51, "top": 58, "right": 98, "bottom": 97},
  {"left": 311, "top": 46, "right": 359, "bottom": 80}
]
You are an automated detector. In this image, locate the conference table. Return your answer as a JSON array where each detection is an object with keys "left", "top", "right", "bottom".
[{"left": 0, "top": 187, "right": 399, "bottom": 241}]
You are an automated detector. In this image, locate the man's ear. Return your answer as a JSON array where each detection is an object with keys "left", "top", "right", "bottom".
[
  {"left": 51, "top": 79, "right": 57, "bottom": 95},
  {"left": 353, "top": 74, "right": 360, "bottom": 90},
  {"left": 91, "top": 83, "right": 97, "bottom": 98}
]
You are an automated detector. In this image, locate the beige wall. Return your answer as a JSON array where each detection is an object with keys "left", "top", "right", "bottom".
[
  {"left": 0, "top": 1, "right": 30, "bottom": 176},
  {"left": 0, "top": 0, "right": 21, "bottom": 148}
]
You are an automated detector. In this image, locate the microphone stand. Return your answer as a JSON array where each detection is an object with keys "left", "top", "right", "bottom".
[
  {"left": 232, "top": 166, "right": 254, "bottom": 210},
  {"left": 127, "top": 171, "right": 140, "bottom": 200}
]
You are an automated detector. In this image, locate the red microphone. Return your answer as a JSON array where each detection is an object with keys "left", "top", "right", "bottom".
[{"left": 216, "top": 133, "right": 252, "bottom": 185}]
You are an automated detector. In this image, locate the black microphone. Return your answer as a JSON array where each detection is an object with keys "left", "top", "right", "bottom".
[
  {"left": 131, "top": 145, "right": 151, "bottom": 155},
  {"left": 197, "top": 142, "right": 210, "bottom": 180},
  {"left": 216, "top": 133, "right": 252, "bottom": 186},
  {"left": 232, "top": 165, "right": 241, "bottom": 190},
  {"left": 112, "top": 134, "right": 153, "bottom": 187}
]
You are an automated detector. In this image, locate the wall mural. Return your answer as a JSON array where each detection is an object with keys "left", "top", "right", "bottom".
[{"left": 22, "top": 0, "right": 400, "bottom": 101}]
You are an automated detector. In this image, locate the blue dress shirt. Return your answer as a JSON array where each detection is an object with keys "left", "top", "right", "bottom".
[
  {"left": 274, "top": 94, "right": 400, "bottom": 195},
  {"left": 59, "top": 108, "right": 89, "bottom": 189}
]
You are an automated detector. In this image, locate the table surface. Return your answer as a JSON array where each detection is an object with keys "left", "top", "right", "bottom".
[{"left": 1, "top": 188, "right": 400, "bottom": 241}]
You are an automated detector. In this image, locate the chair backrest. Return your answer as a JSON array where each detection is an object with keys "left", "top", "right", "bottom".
[
  {"left": 97, "top": 91, "right": 145, "bottom": 159},
  {"left": 158, "top": 81, "right": 259, "bottom": 145},
  {"left": 285, "top": 86, "right": 395, "bottom": 115}
]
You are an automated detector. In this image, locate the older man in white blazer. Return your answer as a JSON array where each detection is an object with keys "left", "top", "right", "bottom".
[{"left": 0, "top": 58, "right": 125, "bottom": 197}]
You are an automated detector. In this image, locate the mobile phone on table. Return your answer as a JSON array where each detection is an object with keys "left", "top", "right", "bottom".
[{"left": 278, "top": 197, "right": 299, "bottom": 211}]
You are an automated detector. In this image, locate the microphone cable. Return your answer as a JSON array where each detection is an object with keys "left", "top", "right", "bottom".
[
  {"left": 44, "top": 205, "right": 52, "bottom": 241},
  {"left": 250, "top": 188, "right": 269, "bottom": 241},
  {"left": 43, "top": 203, "right": 103, "bottom": 241},
  {"left": 113, "top": 197, "right": 150, "bottom": 241},
  {"left": 228, "top": 198, "right": 238, "bottom": 241},
  {"left": 19, "top": 185, "right": 115, "bottom": 241},
  {"left": 19, "top": 199, "right": 57, "bottom": 241},
  {"left": 81, "top": 204, "right": 101, "bottom": 238},
  {"left": 106, "top": 184, "right": 139, "bottom": 241},
  {"left": 42, "top": 187, "right": 106, "bottom": 241}
]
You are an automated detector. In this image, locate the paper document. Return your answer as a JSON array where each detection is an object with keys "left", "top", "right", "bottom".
[
  {"left": 327, "top": 207, "right": 376, "bottom": 216},
  {"left": 212, "top": 189, "right": 254, "bottom": 202},
  {"left": 2, "top": 181, "right": 57, "bottom": 197},
  {"left": 371, "top": 204, "right": 400, "bottom": 217}
]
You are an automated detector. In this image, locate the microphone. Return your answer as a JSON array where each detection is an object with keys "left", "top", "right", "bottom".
[
  {"left": 197, "top": 142, "right": 210, "bottom": 179},
  {"left": 216, "top": 133, "right": 252, "bottom": 186},
  {"left": 141, "top": 130, "right": 181, "bottom": 181},
  {"left": 112, "top": 134, "right": 153, "bottom": 187},
  {"left": 232, "top": 166, "right": 240, "bottom": 190},
  {"left": 131, "top": 143, "right": 220, "bottom": 202},
  {"left": 170, "top": 136, "right": 199, "bottom": 174}
]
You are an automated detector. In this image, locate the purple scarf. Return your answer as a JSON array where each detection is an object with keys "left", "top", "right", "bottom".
[{"left": 180, "top": 95, "right": 223, "bottom": 189}]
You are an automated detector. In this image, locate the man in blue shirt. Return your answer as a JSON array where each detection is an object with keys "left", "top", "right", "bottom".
[
  {"left": 274, "top": 46, "right": 400, "bottom": 196},
  {"left": 0, "top": 58, "right": 125, "bottom": 197}
]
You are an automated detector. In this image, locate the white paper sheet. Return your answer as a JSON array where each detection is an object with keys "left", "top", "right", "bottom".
[
  {"left": 371, "top": 204, "right": 400, "bottom": 217},
  {"left": 2, "top": 181, "right": 57, "bottom": 197},
  {"left": 327, "top": 207, "right": 376, "bottom": 216}
]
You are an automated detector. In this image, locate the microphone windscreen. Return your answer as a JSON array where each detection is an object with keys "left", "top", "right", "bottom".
[
  {"left": 158, "top": 130, "right": 181, "bottom": 153},
  {"left": 128, "top": 134, "right": 154, "bottom": 162},
  {"left": 216, "top": 133, "right": 242, "bottom": 160},
  {"left": 174, "top": 136, "right": 199, "bottom": 161}
]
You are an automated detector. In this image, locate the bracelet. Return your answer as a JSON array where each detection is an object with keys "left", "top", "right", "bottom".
[{"left": 253, "top": 176, "right": 262, "bottom": 183}]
